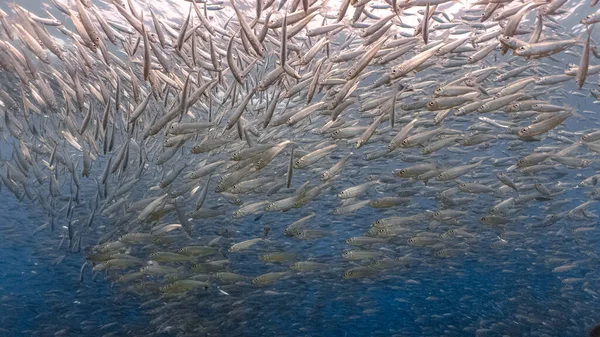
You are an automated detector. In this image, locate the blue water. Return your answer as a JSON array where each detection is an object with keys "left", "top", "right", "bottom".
[{"left": 0, "top": 188, "right": 151, "bottom": 336}]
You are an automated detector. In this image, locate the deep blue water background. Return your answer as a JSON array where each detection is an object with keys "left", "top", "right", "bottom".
[{"left": 0, "top": 188, "right": 150, "bottom": 336}]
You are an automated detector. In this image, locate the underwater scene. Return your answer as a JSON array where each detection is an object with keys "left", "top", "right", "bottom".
[{"left": 0, "top": 0, "right": 599, "bottom": 336}]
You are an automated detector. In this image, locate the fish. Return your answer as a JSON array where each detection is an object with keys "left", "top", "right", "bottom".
[{"left": 576, "top": 25, "right": 593, "bottom": 89}]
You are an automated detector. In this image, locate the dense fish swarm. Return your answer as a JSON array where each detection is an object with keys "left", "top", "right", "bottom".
[{"left": 1, "top": 0, "right": 600, "bottom": 335}]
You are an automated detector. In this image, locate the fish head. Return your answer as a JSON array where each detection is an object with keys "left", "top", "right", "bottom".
[
  {"left": 369, "top": 260, "right": 382, "bottom": 268},
  {"left": 293, "top": 230, "right": 305, "bottom": 239},
  {"left": 375, "top": 228, "right": 388, "bottom": 237},
  {"left": 390, "top": 65, "right": 404, "bottom": 78},
  {"left": 147, "top": 32, "right": 158, "bottom": 44},
  {"left": 386, "top": 142, "right": 397, "bottom": 152},
  {"left": 433, "top": 250, "right": 446, "bottom": 258},
  {"left": 426, "top": 100, "right": 438, "bottom": 111},
  {"left": 396, "top": 168, "right": 408, "bottom": 177},
  {"left": 91, "top": 35, "right": 102, "bottom": 48},
  {"left": 254, "top": 158, "right": 266, "bottom": 169},
  {"left": 373, "top": 219, "right": 386, "bottom": 227},
  {"left": 435, "top": 172, "right": 446, "bottom": 181},
  {"left": 541, "top": 5, "right": 552, "bottom": 15},
  {"left": 431, "top": 211, "right": 443, "bottom": 220},
  {"left": 517, "top": 126, "right": 531, "bottom": 138},
  {"left": 499, "top": 35, "right": 514, "bottom": 47},
  {"left": 346, "top": 68, "right": 356, "bottom": 80},
  {"left": 258, "top": 254, "right": 269, "bottom": 262},
  {"left": 479, "top": 216, "right": 491, "bottom": 224},
  {"left": 283, "top": 227, "right": 295, "bottom": 236},
  {"left": 515, "top": 45, "right": 528, "bottom": 56},
  {"left": 342, "top": 269, "right": 358, "bottom": 279},
  {"left": 268, "top": 16, "right": 279, "bottom": 28}
]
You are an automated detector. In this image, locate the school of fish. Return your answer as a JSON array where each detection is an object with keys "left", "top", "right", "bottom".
[{"left": 1, "top": 0, "right": 600, "bottom": 335}]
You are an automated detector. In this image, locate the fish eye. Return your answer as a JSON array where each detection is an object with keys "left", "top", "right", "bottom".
[
  {"left": 480, "top": 217, "right": 487, "bottom": 222},
  {"left": 434, "top": 212, "right": 441, "bottom": 216},
  {"left": 520, "top": 128, "right": 528, "bottom": 133},
  {"left": 518, "top": 47, "right": 525, "bottom": 50},
  {"left": 427, "top": 102, "right": 434, "bottom": 106}
]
